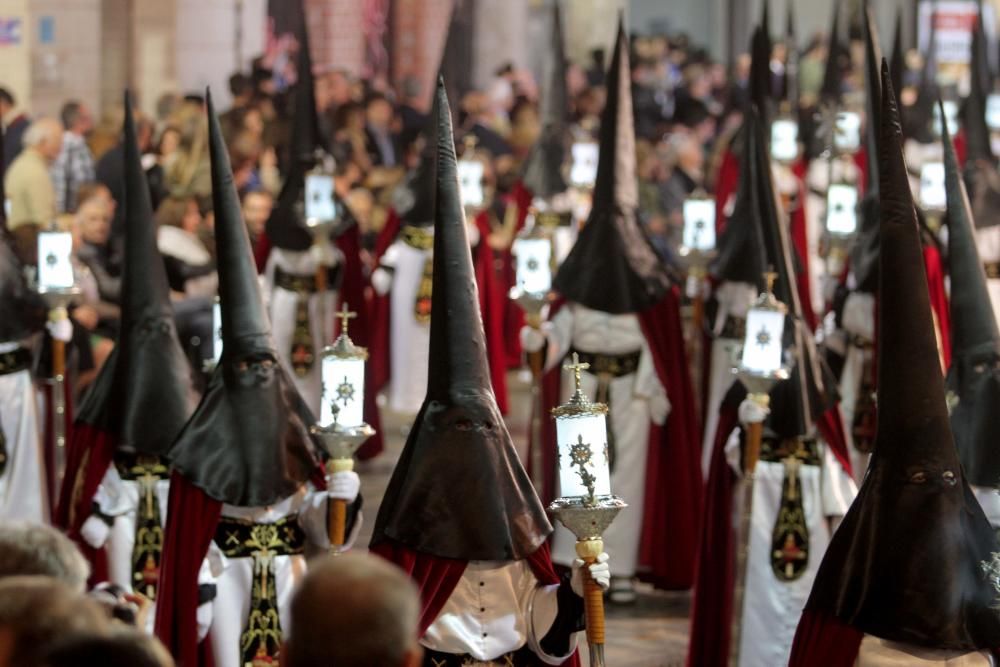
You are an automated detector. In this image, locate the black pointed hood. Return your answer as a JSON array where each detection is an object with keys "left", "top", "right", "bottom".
[
  {"left": 396, "top": 111, "right": 437, "bottom": 227},
  {"left": 521, "top": 1, "right": 569, "bottom": 199},
  {"left": 264, "top": 5, "right": 329, "bottom": 251},
  {"left": 965, "top": 12, "right": 995, "bottom": 164},
  {"left": 552, "top": 18, "right": 671, "bottom": 314},
  {"left": 803, "top": 62, "right": 1000, "bottom": 650},
  {"left": 75, "top": 93, "right": 196, "bottom": 455},
  {"left": 910, "top": 3, "right": 939, "bottom": 142},
  {"left": 889, "top": 8, "right": 905, "bottom": 98},
  {"left": 784, "top": 0, "right": 798, "bottom": 105},
  {"left": 749, "top": 25, "right": 773, "bottom": 116},
  {"left": 942, "top": 103, "right": 1000, "bottom": 489},
  {"left": 850, "top": 3, "right": 883, "bottom": 294},
  {"left": 166, "top": 90, "right": 320, "bottom": 507},
  {"left": 820, "top": 3, "right": 843, "bottom": 103},
  {"left": 371, "top": 79, "right": 551, "bottom": 561}
]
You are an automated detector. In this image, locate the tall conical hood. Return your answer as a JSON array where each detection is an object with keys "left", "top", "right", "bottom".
[
  {"left": 165, "top": 90, "right": 319, "bottom": 507},
  {"left": 784, "top": 0, "right": 798, "bottom": 105},
  {"left": 942, "top": 102, "right": 1000, "bottom": 489},
  {"left": 964, "top": 12, "right": 995, "bottom": 163},
  {"left": 889, "top": 8, "right": 905, "bottom": 98},
  {"left": 820, "top": 2, "right": 843, "bottom": 103},
  {"left": 396, "top": 111, "right": 437, "bottom": 227},
  {"left": 749, "top": 25, "right": 773, "bottom": 116},
  {"left": 552, "top": 18, "right": 671, "bottom": 314},
  {"left": 264, "top": 5, "right": 329, "bottom": 251},
  {"left": 909, "top": 2, "right": 939, "bottom": 141},
  {"left": 802, "top": 62, "right": 1000, "bottom": 650},
  {"left": 850, "top": 2, "right": 883, "bottom": 294},
  {"left": 521, "top": 1, "right": 569, "bottom": 199},
  {"left": 371, "top": 79, "right": 551, "bottom": 561},
  {"left": 75, "top": 93, "right": 196, "bottom": 455}
]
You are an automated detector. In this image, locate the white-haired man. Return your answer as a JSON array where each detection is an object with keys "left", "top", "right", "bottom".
[{"left": 4, "top": 117, "right": 62, "bottom": 229}]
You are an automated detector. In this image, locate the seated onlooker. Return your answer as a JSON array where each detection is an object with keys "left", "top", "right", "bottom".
[
  {"left": 41, "top": 629, "right": 174, "bottom": 667},
  {"left": 0, "top": 576, "right": 110, "bottom": 667},
  {"left": 241, "top": 188, "right": 273, "bottom": 251},
  {"left": 73, "top": 183, "right": 121, "bottom": 305},
  {"left": 285, "top": 552, "right": 422, "bottom": 667},
  {"left": 155, "top": 196, "right": 216, "bottom": 299},
  {"left": 0, "top": 521, "right": 90, "bottom": 592}
]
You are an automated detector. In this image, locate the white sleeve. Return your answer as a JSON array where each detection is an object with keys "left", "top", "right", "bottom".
[
  {"left": 196, "top": 541, "right": 228, "bottom": 642},
  {"left": 526, "top": 582, "right": 578, "bottom": 665},
  {"left": 93, "top": 465, "right": 131, "bottom": 516},
  {"left": 821, "top": 443, "right": 858, "bottom": 520},
  {"left": 541, "top": 306, "right": 575, "bottom": 373},
  {"left": 724, "top": 427, "right": 743, "bottom": 475}
]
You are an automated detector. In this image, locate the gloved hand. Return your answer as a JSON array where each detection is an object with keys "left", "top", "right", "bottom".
[
  {"left": 648, "top": 392, "right": 671, "bottom": 426},
  {"left": 80, "top": 514, "right": 111, "bottom": 549},
  {"left": 371, "top": 267, "right": 393, "bottom": 296},
  {"left": 309, "top": 240, "right": 339, "bottom": 268},
  {"left": 327, "top": 470, "right": 361, "bottom": 503},
  {"left": 519, "top": 326, "right": 546, "bottom": 353},
  {"left": 738, "top": 397, "right": 770, "bottom": 425},
  {"left": 842, "top": 292, "right": 876, "bottom": 342},
  {"left": 46, "top": 315, "right": 73, "bottom": 343},
  {"left": 571, "top": 552, "right": 611, "bottom": 597}
]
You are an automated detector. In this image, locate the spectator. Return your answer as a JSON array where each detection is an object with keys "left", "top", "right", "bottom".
[
  {"left": 0, "top": 87, "right": 30, "bottom": 165},
  {"left": 51, "top": 100, "right": 96, "bottom": 213},
  {"left": 0, "top": 521, "right": 90, "bottom": 592},
  {"left": 285, "top": 553, "right": 422, "bottom": 667},
  {"left": 364, "top": 92, "right": 400, "bottom": 167},
  {"left": 241, "top": 189, "right": 274, "bottom": 249},
  {"left": 219, "top": 72, "right": 255, "bottom": 141},
  {"left": 155, "top": 196, "right": 216, "bottom": 299},
  {"left": 4, "top": 117, "right": 63, "bottom": 230},
  {"left": 41, "top": 629, "right": 174, "bottom": 667},
  {"left": 73, "top": 183, "right": 122, "bottom": 305},
  {"left": 0, "top": 576, "right": 110, "bottom": 667}
]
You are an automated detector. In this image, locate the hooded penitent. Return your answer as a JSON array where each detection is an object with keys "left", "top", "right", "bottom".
[
  {"left": 942, "top": 102, "right": 1000, "bottom": 490},
  {"left": 784, "top": 0, "right": 798, "bottom": 106},
  {"left": 908, "top": 6, "right": 938, "bottom": 142},
  {"left": 552, "top": 22, "right": 671, "bottom": 315},
  {"left": 521, "top": 1, "right": 569, "bottom": 199},
  {"left": 790, "top": 63, "right": 1000, "bottom": 660},
  {"left": 964, "top": 13, "right": 995, "bottom": 166},
  {"left": 164, "top": 91, "right": 320, "bottom": 508},
  {"left": 748, "top": 25, "right": 773, "bottom": 120},
  {"left": 371, "top": 79, "right": 550, "bottom": 561},
  {"left": 849, "top": 3, "right": 883, "bottom": 295},
  {"left": 820, "top": 2, "right": 843, "bottom": 104},
  {"left": 889, "top": 8, "right": 904, "bottom": 102}
]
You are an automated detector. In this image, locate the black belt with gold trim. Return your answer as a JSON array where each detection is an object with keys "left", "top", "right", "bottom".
[
  {"left": 760, "top": 437, "right": 822, "bottom": 466},
  {"left": 214, "top": 514, "right": 306, "bottom": 558},
  {"left": 402, "top": 225, "right": 434, "bottom": 250},
  {"left": 718, "top": 315, "right": 746, "bottom": 341},
  {"left": 986, "top": 262, "right": 1000, "bottom": 280},
  {"left": 273, "top": 265, "right": 342, "bottom": 293},
  {"left": 569, "top": 348, "right": 641, "bottom": 378},
  {"left": 0, "top": 347, "right": 31, "bottom": 376},
  {"left": 423, "top": 645, "right": 536, "bottom": 667},
  {"left": 113, "top": 452, "right": 168, "bottom": 481}
]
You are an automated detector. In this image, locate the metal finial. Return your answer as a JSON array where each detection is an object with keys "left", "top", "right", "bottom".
[
  {"left": 563, "top": 352, "right": 590, "bottom": 393},
  {"left": 763, "top": 269, "right": 778, "bottom": 296},
  {"left": 336, "top": 303, "right": 357, "bottom": 336}
]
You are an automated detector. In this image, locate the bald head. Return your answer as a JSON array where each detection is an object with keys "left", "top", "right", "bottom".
[
  {"left": 286, "top": 553, "right": 422, "bottom": 667},
  {"left": 23, "top": 118, "right": 63, "bottom": 162}
]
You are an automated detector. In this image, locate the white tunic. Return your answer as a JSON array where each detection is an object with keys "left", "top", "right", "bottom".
[
  {"left": 422, "top": 560, "right": 574, "bottom": 665},
  {"left": 857, "top": 636, "right": 994, "bottom": 666},
  {"left": 542, "top": 304, "right": 669, "bottom": 577},
  {"left": 265, "top": 248, "right": 340, "bottom": 416},
  {"left": 724, "top": 428, "right": 857, "bottom": 667},
  {"left": 0, "top": 343, "right": 47, "bottom": 522},
  {"left": 837, "top": 292, "right": 876, "bottom": 485}
]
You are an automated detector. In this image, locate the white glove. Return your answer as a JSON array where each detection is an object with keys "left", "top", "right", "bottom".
[
  {"left": 371, "top": 267, "right": 393, "bottom": 296},
  {"left": 648, "top": 392, "right": 671, "bottom": 426},
  {"left": 46, "top": 317, "right": 73, "bottom": 343},
  {"left": 738, "top": 397, "right": 770, "bottom": 425},
  {"left": 571, "top": 552, "right": 610, "bottom": 597},
  {"left": 80, "top": 515, "right": 111, "bottom": 549},
  {"left": 519, "top": 326, "right": 546, "bottom": 353},
  {"left": 309, "top": 240, "right": 339, "bottom": 268},
  {"left": 327, "top": 470, "right": 361, "bottom": 503},
  {"left": 841, "top": 292, "right": 875, "bottom": 342}
]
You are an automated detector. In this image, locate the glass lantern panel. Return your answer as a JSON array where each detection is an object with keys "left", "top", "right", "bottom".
[
  {"left": 212, "top": 299, "right": 223, "bottom": 365},
  {"left": 682, "top": 199, "right": 717, "bottom": 251},
  {"left": 988, "top": 94, "right": 1000, "bottom": 131},
  {"left": 919, "top": 162, "right": 946, "bottom": 211},
  {"left": 457, "top": 160, "right": 486, "bottom": 208},
  {"left": 825, "top": 184, "right": 859, "bottom": 235},
  {"left": 770, "top": 119, "right": 799, "bottom": 163},
  {"left": 321, "top": 356, "right": 366, "bottom": 428},
  {"left": 569, "top": 142, "right": 599, "bottom": 188},
  {"left": 834, "top": 111, "right": 861, "bottom": 153},
  {"left": 512, "top": 237, "right": 552, "bottom": 294},
  {"left": 933, "top": 101, "right": 959, "bottom": 138},
  {"left": 304, "top": 173, "right": 337, "bottom": 225},
  {"left": 555, "top": 413, "right": 611, "bottom": 499},
  {"left": 37, "top": 231, "right": 75, "bottom": 289},
  {"left": 741, "top": 308, "right": 785, "bottom": 375}
]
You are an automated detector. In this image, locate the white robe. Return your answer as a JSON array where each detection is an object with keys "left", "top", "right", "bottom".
[
  {"left": 199, "top": 483, "right": 359, "bottom": 667},
  {"left": 725, "top": 428, "right": 857, "bottom": 667},
  {"left": 542, "top": 304, "right": 669, "bottom": 577},
  {"left": 804, "top": 156, "right": 862, "bottom": 313},
  {"left": 836, "top": 292, "right": 876, "bottom": 485},
  {"left": 265, "top": 248, "right": 340, "bottom": 415},
  {"left": 856, "top": 636, "right": 994, "bottom": 666},
  {"left": 0, "top": 343, "right": 47, "bottom": 522},
  {"left": 422, "top": 560, "right": 575, "bottom": 665}
]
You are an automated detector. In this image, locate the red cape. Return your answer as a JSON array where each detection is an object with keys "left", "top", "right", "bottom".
[
  {"left": 534, "top": 288, "right": 704, "bottom": 589},
  {"left": 370, "top": 539, "right": 580, "bottom": 666},
  {"left": 501, "top": 181, "right": 535, "bottom": 368},
  {"left": 924, "top": 241, "right": 952, "bottom": 371},
  {"left": 252, "top": 225, "right": 384, "bottom": 459},
  {"left": 715, "top": 148, "right": 741, "bottom": 236},
  {"left": 369, "top": 209, "right": 510, "bottom": 414},
  {"left": 788, "top": 609, "right": 864, "bottom": 666},
  {"left": 686, "top": 387, "right": 852, "bottom": 666}
]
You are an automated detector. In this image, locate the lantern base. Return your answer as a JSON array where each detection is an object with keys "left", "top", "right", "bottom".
[
  {"left": 38, "top": 286, "right": 81, "bottom": 310},
  {"left": 309, "top": 422, "right": 375, "bottom": 460},
  {"left": 548, "top": 495, "right": 627, "bottom": 542},
  {"left": 509, "top": 286, "right": 551, "bottom": 321},
  {"left": 734, "top": 368, "right": 787, "bottom": 397}
]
